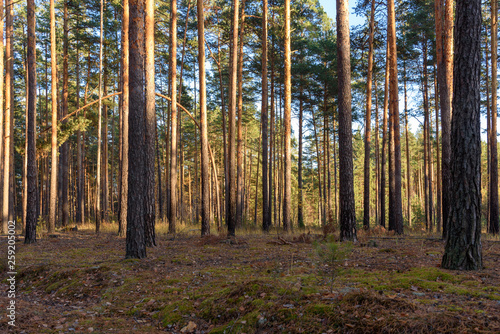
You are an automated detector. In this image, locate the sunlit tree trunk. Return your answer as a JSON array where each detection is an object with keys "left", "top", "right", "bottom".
[
  {"left": 48, "top": 0, "right": 57, "bottom": 233},
  {"left": 144, "top": 0, "right": 156, "bottom": 245},
  {"left": 61, "top": 0, "right": 69, "bottom": 227},
  {"left": 119, "top": 0, "right": 129, "bottom": 237},
  {"left": 440, "top": 0, "right": 453, "bottom": 240},
  {"left": 227, "top": 0, "right": 239, "bottom": 236},
  {"left": 126, "top": 0, "right": 147, "bottom": 259},
  {"left": 363, "top": 0, "right": 375, "bottom": 230},
  {"left": 169, "top": 0, "right": 178, "bottom": 234},
  {"left": 261, "top": 0, "right": 270, "bottom": 231},
  {"left": 489, "top": 0, "right": 499, "bottom": 235},
  {"left": 380, "top": 45, "right": 389, "bottom": 228}
]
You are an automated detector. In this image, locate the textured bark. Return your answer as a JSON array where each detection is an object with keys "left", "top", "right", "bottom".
[
  {"left": 25, "top": 0, "right": 37, "bottom": 244},
  {"left": 489, "top": 0, "right": 499, "bottom": 235},
  {"left": 0, "top": 0, "right": 3, "bottom": 233},
  {"left": 261, "top": 0, "right": 270, "bottom": 232},
  {"left": 227, "top": 0, "right": 239, "bottom": 236},
  {"left": 388, "top": 0, "right": 403, "bottom": 234},
  {"left": 374, "top": 81, "right": 380, "bottom": 225},
  {"left": 283, "top": 0, "right": 291, "bottom": 232},
  {"left": 144, "top": 0, "right": 156, "bottom": 246},
  {"left": 198, "top": 0, "right": 211, "bottom": 236},
  {"left": 363, "top": 0, "right": 375, "bottom": 230},
  {"left": 126, "top": 0, "right": 147, "bottom": 259},
  {"left": 48, "top": 0, "right": 57, "bottom": 234},
  {"left": 440, "top": 0, "right": 453, "bottom": 240},
  {"left": 169, "top": 0, "right": 178, "bottom": 234},
  {"left": 337, "top": 0, "right": 356, "bottom": 241},
  {"left": 119, "top": 0, "right": 129, "bottom": 237},
  {"left": 441, "top": 0, "right": 482, "bottom": 270}
]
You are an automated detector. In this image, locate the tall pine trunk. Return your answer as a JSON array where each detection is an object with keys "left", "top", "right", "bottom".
[
  {"left": 25, "top": 0, "right": 37, "bottom": 244},
  {"left": 283, "top": 0, "right": 291, "bottom": 232},
  {"left": 337, "top": 0, "right": 356, "bottom": 241},
  {"left": 126, "top": 0, "right": 147, "bottom": 259},
  {"left": 144, "top": 0, "right": 156, "bottom": 245},
  {"left": 261, "top": 0, "right": 270, "bottom": 231},
  {"left": 169, "top": 0, "right": 178, "bottom": 234}
]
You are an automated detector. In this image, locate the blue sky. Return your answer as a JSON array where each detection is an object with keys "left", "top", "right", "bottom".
[{"left": 318, "top": 0, "right": 365, "bottom": 27}]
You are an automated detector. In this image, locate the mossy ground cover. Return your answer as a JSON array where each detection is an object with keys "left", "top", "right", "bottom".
[{"left": 1, "top": 225, "right": 499, "bottom": 333}]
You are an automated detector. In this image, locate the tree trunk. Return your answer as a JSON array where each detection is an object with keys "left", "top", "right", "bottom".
[
  {"left": 25, "top": 0, "right": 37, "bottom": 244},
  {"left": 261, "top": 0, "right": 270, "bottom": 231},
  {"left": 298, "top": 78, "right": 304, "bottom": 228},
  {"left": 363, "top": 0, "right": 376, "bottom": 230},
  {"left": 169, "top": 0, "right": 178, "bottom": 234},
  {"left": 48, "top": 0, "right": 57, "bottom": 234},
  {"left": 236, "top": 1, "right": 246, "bottom": 228},
  {"left": 2, "top": 0, "right": 13, "bottom": 233},
  {"left": 283, "top": 0, "right": 291, "bottom": 232},
  {"left": 337, "top": 0, "right": 356, "bottom": 241},
  {"left": 198, "top": 0, "right": 211, "bottom": 236},
  {"left": 126, "top": 0, "right": 147, "bottom": 259},
  {"left": 440, "top": 0, "right": 454, "bottom": 240},
  {"left": 96, "top": 0, "right": 104, "bottom": 233},
  {"left": 404, "top": 61, "right": 411, "bottom": 227},
  {"left": 489, "top": 0, "right": 499, "bottom": 235},
  {"left": 61, "top": 0, "right": 69, "bottom": 228},
  {"left": 441, "top": 0, "right": 482, "bottom": 270},
  {"left": 119, "top": 0, "right": 129, "bottom": 237},
  {"left": 227, "top": 0, "right": 239, "bottom": 236},
  {"left": 388, "top": 0, "right": 403, "bottom": 234},
  {"left": 380, "top": 45, "right": 389, "bottom": 228},
  {"left": 144, "top": 0, "right": 156, "bottom": 246}
]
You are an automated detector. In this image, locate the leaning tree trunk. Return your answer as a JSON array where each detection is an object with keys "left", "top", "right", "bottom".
[
  {"left": 25, "top": 0, "right": 37, "bottom": 244},
  {"left": 337, "top": 0, "right": 356, "bottom": 241},
  {"left": 441, "top": 0, "right": 482, "bottom": 270}
]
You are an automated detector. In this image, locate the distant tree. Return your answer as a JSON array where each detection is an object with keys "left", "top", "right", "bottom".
[{"left": 441, "top": 0, "right": 482, "bottom": 270}]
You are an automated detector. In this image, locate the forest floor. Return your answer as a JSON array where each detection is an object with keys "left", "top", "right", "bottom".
[{"left": 1, "top": 224, "right": 500, "bottom": 334}]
